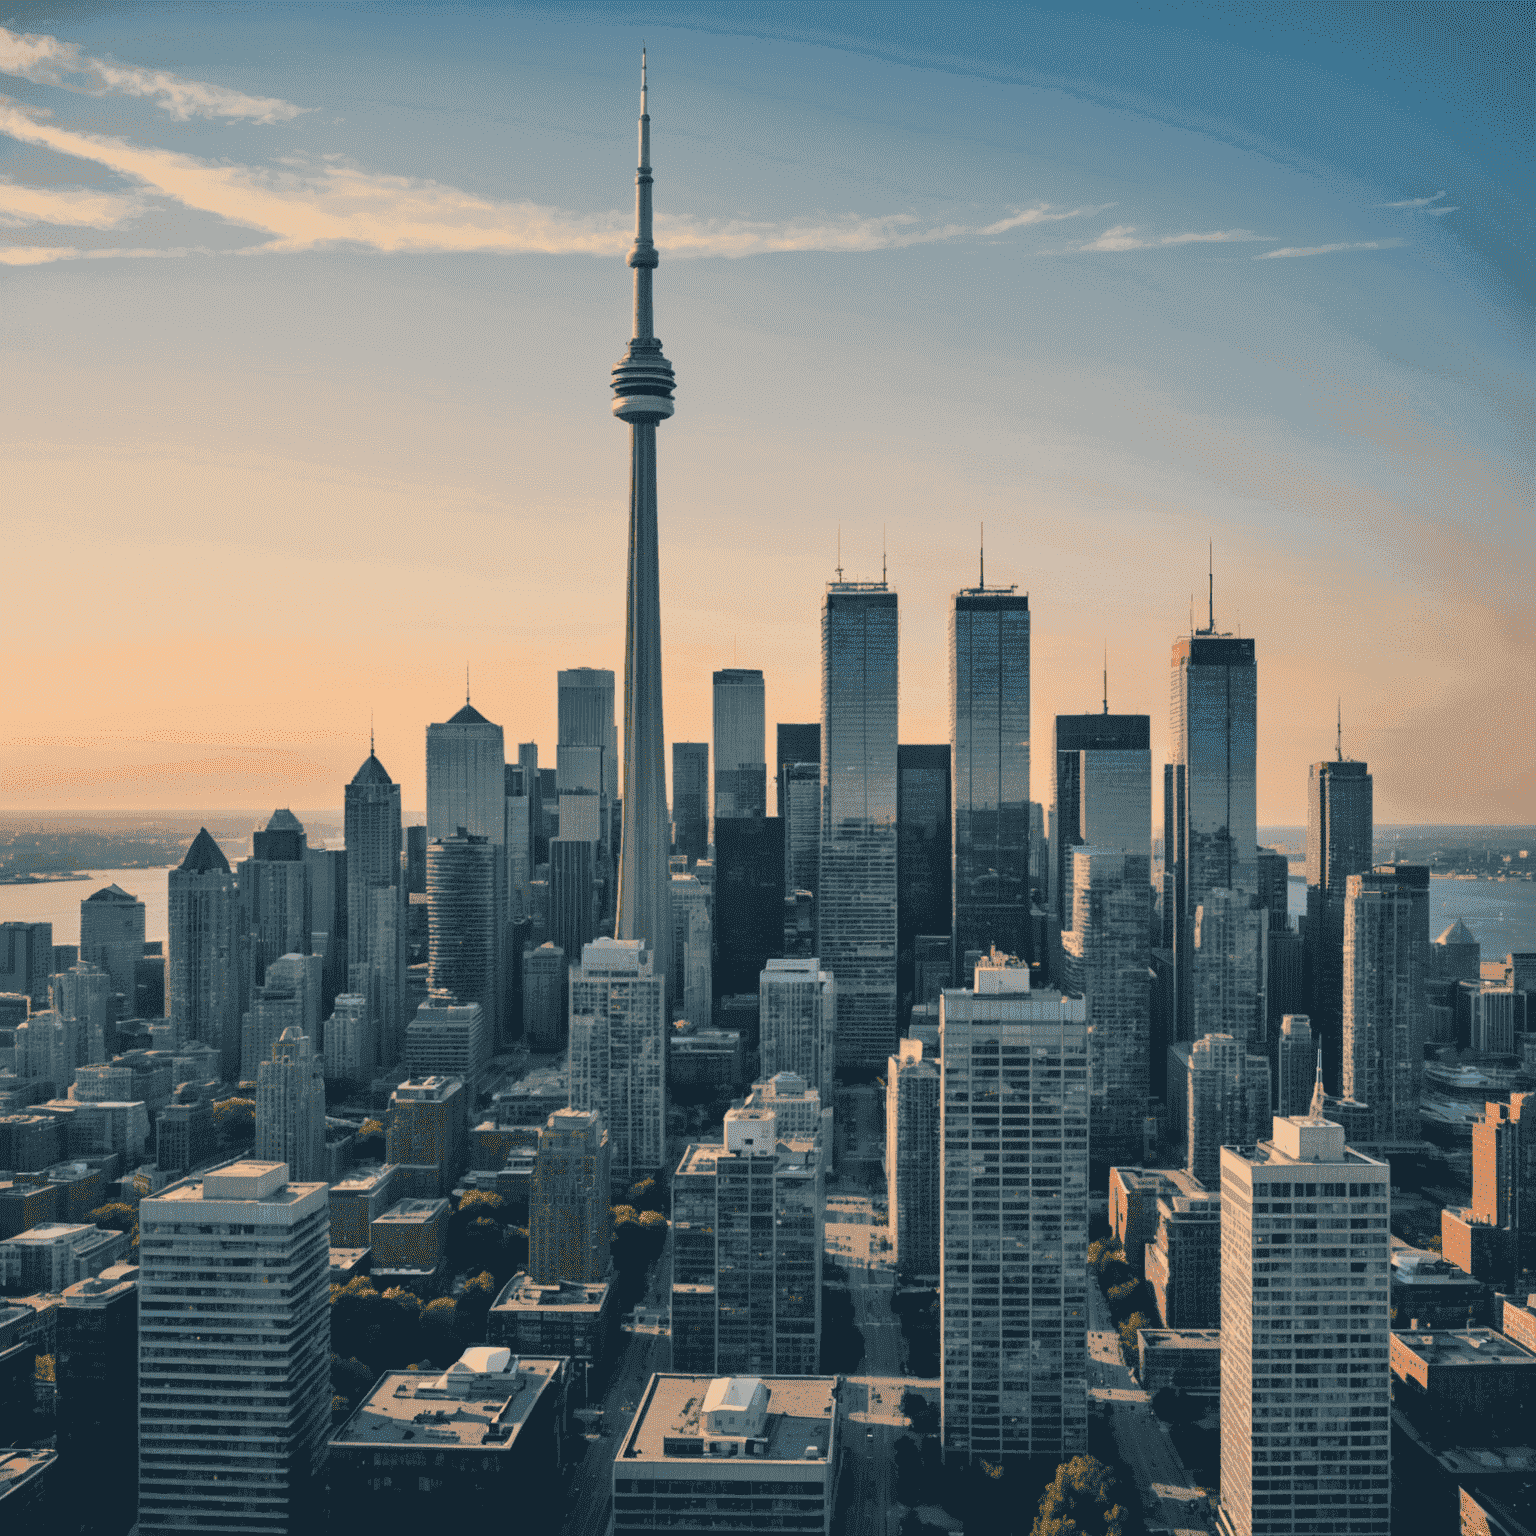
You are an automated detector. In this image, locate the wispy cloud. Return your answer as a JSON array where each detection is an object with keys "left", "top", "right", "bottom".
[
  {"left": 0, "top": 99, "right": 1102, "bottom": 260},
  {"left": 1074, "top": 223, "right": 1269, "bottom": 253},
  {"left": 1376, "top": 191, "right": 1446, "bottom": 210},
  {"left": 0, "top": 25, "right": 307, "bottom": 123},
  {"left": 1254, "top": 239, "right": 1404, "bottom": 260},
  {"left": 0, "top": 179, "right": 141, "bottom": 228}
]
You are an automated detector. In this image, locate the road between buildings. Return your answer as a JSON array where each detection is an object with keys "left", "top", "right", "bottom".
[{"left": 1085, "top": 1278, "right": 1213, "bottom": 1536}]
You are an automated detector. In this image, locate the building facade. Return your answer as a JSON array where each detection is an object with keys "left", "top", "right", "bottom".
[
  {"left": 713, "top": 669, "right": 767, "bottom": 824},
  {"left": 529, "top": 1108, "right": 612, "bottom": 1285},
  {"left": 671, "top": 742, "right": 709, "bottom": 864},
  {"left": 759, "top": 958, "right": 836, "bottom": 1103},
  {"left": 951, "top": 587, "right": 1031, "bottom": 976},
  {"left": 345, "top": 751, "right": 405, "bottom": 1066},
  {"left": 886, "top": 1038, "right": 939, "bottom": 1280},
  {"left": 254, "top": 1026, "right": 326, "bottom": 1183},
  {"left": 137, "top": 1161, "right": 330, "bottom": 1536},
  {"left": 1217, "top": 1110, "right": 1392, "bottom": 1536},
  {"left": 939, "top": 962, "right": 1089, "bottom": 1463},
  {"left": 168, "top": 829, "right": 240, "bottom": 1075}
]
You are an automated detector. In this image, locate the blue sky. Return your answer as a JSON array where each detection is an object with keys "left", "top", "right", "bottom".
[{"left": 0, "top": 2, "right": 1530, "bottom": 821}]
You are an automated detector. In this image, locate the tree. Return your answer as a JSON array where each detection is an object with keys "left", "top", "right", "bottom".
[
  {"left": 1118, "top": 1311, "right": 1152, "bottom": 1368},
  {"left": 212, "top": 1097, "right": 256, "bottom": 1145},
  {"left": 458, "top": 1271, "right": 497, "bottom": 1339},
  {"left": 1031, "top": 1454, "right": 1132, "bottom": 1536},
  {"left": 88, "top": 1201, "right": 138, "bottom": 1234},
  {"left": 458, "top": 1189, "right": 507, "bottom": 1222}
]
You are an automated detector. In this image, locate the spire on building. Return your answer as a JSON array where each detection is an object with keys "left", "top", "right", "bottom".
[
  {"left": 178, "top": 828, "right": 230, "bottom": 875},
  {"left": 1305, "top": 1050, "right": 1327, "bottom": 1124}
]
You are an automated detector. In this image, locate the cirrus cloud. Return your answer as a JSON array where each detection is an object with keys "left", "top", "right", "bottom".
[{"left": 1254, "top": 239, "right": 1404, "bottom": 260}]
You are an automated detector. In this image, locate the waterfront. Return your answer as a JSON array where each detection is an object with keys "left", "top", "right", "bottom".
[{"left": 0, "top": 867, "right": 173, "bottom": 946}]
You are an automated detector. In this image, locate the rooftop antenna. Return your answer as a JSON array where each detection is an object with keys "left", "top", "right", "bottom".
[
  {"left": 1208, "top": 540, "right": 1214, "bottom": 633},
  {"left": 835, "top": 527, "right": 843, "bottom": 583},
  {"left": 882, "top": 524, "right": 887, "bottom": 585},
  {"left": 1336, "top": 698, "right": 1343, "bottom": 761},
  {"left": 980, "top": 522, "right": 985, "bottom": 590},
  {"left": 1305, "top": 1050, "right": 1327, "bottom": 1124},
  {"left": 465, "top": 664, "right": 471, "bottom": 705},
  {"left": 1102, "top": 645, "right": 1109, "bottom": 715},
  {"left": 370, "top": 710, "right": 375, "bottom": 757}
]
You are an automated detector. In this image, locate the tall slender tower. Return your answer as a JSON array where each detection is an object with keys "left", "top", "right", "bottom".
[{"left": 611, "top": 53, "right": 674, "bottom": 988}]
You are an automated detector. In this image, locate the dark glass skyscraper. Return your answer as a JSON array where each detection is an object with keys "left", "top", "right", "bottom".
[
  {"left": 671, "top": 741, "right": 708, "bottom": 863},
  {"left": 819, "top": 582, "right": 898, "bottom": 1070},
  {"left": 1306, "top": 754, "right": 1373, "bottom": 1081},
  {"left": 715, "top": 818, "right": 785, "bottom": 997},
  {"left": 712, "top": 668, "right": 767, "bottom": 823},
  {"left": 776, "top": 723, "right": 820, "bottom": 818},
  {"left": 345, "top": 751, "right": 404, "bottom": 1065},
  {"left": 1165, "top": 630, "right": 1258, "bottom": 1041},
  {"left": 950, "top": 586, "right": 1030, "bottom": 978},
  {"left": 1051, "top": 713, "right": 1151, "bottom": 930},
  {"left": 898, "top": 744, "right": 951, "bottom": 1019}
]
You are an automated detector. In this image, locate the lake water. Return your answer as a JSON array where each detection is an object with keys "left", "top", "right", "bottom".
[{"left": 3, "top": 864, "right": 1533, "bottom": 957}]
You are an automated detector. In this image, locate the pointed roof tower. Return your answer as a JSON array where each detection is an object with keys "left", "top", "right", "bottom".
[
  {"left": 1304, "top": 1050, "right": 1328, "bottom": 1125},
  {"left": 350, "top": 752, "right": 394, "bottom": 787},
  {"left": 1436, "top": 918, "right": 1478, "bottom": 947},
  {"left": 265, "top": 808, "right": 304, "bottom": 834},
  {"left": 448, "top": 702, "right": 492, "bottom": 726},
  {"left": 85, "top": 882, "right": 138, "bottom": 903},
  {"left": 178, "top": 828, "right": 231, "bottom": 874}
]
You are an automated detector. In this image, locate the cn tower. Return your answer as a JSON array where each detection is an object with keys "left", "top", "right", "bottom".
[{"left": 611, "top": 51, "right": 674, "bottom": 983}]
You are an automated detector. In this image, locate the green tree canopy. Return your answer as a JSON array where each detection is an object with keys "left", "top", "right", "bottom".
[
  {"left": 88, "top": 1201, "right": 139, "bottom": 1233},
  {"left": 1031, "top": 1455, "right": 1132, "bottom": 1536}
]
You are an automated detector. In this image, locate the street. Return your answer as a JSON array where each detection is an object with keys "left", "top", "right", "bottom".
[{"left": 1085, "top": 1279, "right": 1212, "bottom": 1535}]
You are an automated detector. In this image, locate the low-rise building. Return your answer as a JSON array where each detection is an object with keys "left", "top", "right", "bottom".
[
  {"left": 386, "top": 1076, "right": 467, "bottom": 1200},
  {"left": 0, "top": 1177, "right": 60, "bottom": 1238},
  {"left": 0, "top": 1221, "right": 130, "bottom": 1291},
  {"left": 368, "top": 1198, "right": 449, "bottom": 1290},
  {"left": 1391, "top": 1329, "right": 1536, "bottom": 1441},
  {"left": 0, "top": 1112, "right": 61, "bottom": 1172},
  {"left": 329, "top": 1248, "right": 372, "bottom": 1283},
  {"left": 1137, "top": 1329, "right": 1221, "bottom": 1397},
  {"left": 0, "top": 1447, "right": 56, "bottom": 1517},
  {"left": 1392, "top": 1241, "right": 1490, "bottom": 1329},
  {"left": 668, "top": 1021, "right": 744, "bottom": 1091},
  {"left": 489, "top": 1273, "right": 613, "bottom": 1373},
  {"left": 1108, "top": 1166, "right": 1176, "bottom": 1273},
  {"left": 1495, "top": 1294, "right": 1536, "bottom": 1355},
  {"left": 38, "top": 1160, "right": 105, "bottom": 1223},
  {"left": 327, "top": 1348, "right": 571, "bottom": 1535},
  {"left": 1143, "top": 1178, "right": 1221, "bottom": 1329},
  {"left": 329, "top": 1164, "right": 399, "bottom": 1248},
  {"left": 154, "top": 1098, "right": 217, "bottom": 1174},
  {"left": 612, "top": 1374, "right": 839, "bottom": 1536}
]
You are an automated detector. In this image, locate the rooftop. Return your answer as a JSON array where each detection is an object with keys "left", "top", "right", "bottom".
[
  {"left": 1139, "top": 1329, "right": 1222, "bottom": 1350},
  {"left": 619, "top": 1373, "right": 837, "bottom": 1463},
  {"left": 350, "top": 753, "right": 394, "bottom": 786},
  {"left": 445, "top": 702, "right": 493, "bottom": 726},
  {"left": 149, "top": 1161, "right": 325, "bottom": 1207},
  {"left": 84, "top": 883, "right": 138, "bottom": 904},
  {"left": 331, "top": 1163, "right": 398, "bottom": 1196},
  {"left": 492, "top": 1272, "right": 611, "bottom": 1313},
  {"left": 373, "top": 1199, "right": 448, "bottom": 1226},
  {"left": 332, "top": 1348, "right": 561, "bottom": 1452},
  {"left": 176, "top": 828, "right": 230, "bottom": 875},
  {"left": 1393, "top": 1330, "right": 1536, "bottom": 1370},
  {"left": 0, "top": 1447, "right": 55, "bottom": 1499}
]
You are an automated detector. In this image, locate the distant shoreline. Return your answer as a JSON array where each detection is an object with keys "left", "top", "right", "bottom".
[{"left": 0, "top": 872, "right": 91, "bottom": 887}]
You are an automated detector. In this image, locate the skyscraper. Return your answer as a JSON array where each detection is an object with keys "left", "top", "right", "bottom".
[
  {"left": 1277, "top": 1014, "right": 1315, "bottom": 1117},
  {"left": 427, "top": 831, "right": 501, "bottom": 1042},
  {"left": 951, "top": 584, "right": 1031, "bottom": 982},
  {"left": 240, "top": 952, "right": 322, "bottom": 1081},
  {"left": 1050, "top": 712, "right": 1151, "bottom": 931},
  {"left": 775, "top": 722, "right": 820, "bottom": 819},
  {"left": 255, "top": 1027, "right": 326, "bottom": 1183},
  {"left": 345, "top": 749, "right": 406, "bottom": 1065},
  {"left": 238, "top": 809, "right": 311, "bottom": 993},
  {"left": 820, "top": 581, "right": 898, "bottom": 1070},
  {"left": 886, "top": 1037, "right": 939, "bottom": 1281},
  {"left": 898, "top": 743, "right": 951, "bottom": 1020},
  {"left": 427, "top": 700, "right": 506, "bottom": 846},
  {"left": 759, "top": 957, "right": 836, "bottom": 1103},
  {"left": 1306, "top": 751, "right": 1374, "bottom": 1078},
  {"left": 714, "top": 817, "right": 784, "bottom": 997},
  {"left": 323, "top": 993, "right": 374, "bottom": 1086},
  {"left": 1165, "top": 616, "right": 1258, "bottom": 1042},
  {"left": 611, "top": 56, "right": 675, "bottom": 993},
  {"left": 549, "top": 837, "right": 597, "bottom": 968},
  {"left": 168, "top": 829, "right": 240, "bottom": 1075},
  {"left": 1186, "top": 1031, "right": 1271, "bottom": 1187},
  {"left": 1469, "top": 1093, "right": 1536, "bottom": 1275},
  {"left": 504, "top": 763, "right": 533, "bottom": 922},
  {"left": 1217, "top": 1101, "right": 1392, "bottom": 1536},
  {"left": 1, "top": 920, "right": 54, "bottom": 1010},
  {"left": 1193, "top": 886, "right": 1266, "bottom": 1046},
  {"left": 1342, "top": 865, "right": 1427, "bottom": 1145},
  {"left": 712, "top": 668, "right": 767, "bottom": 823},
  {"left": 405, "top": 994, "right": 491, "bottom": 1103},
  {"left": 670, "top": 872, "right": 712, "bottom": 1024},
  {"left": 559, "top": 667, "right": 617, "bottom": 909},
  {"left": 79, "top": 883, "right": 145, "bottom": 1011},
  {"left": 568, "top": 937, "right": 665, "bottom": 1190},
  {"left": 670, "top": 1104, "right": 824, "bottom": 1376},
  {"left": 940, "top": 961, "right": 1089, "bottom": 1464},
  {"left": 51, "top": 961, "right": 111, "bottom": 1067},
  {"left": 782, "top": 759, "right": 821, "bottom": 901},
  {"left": 136, "top": 1161, "right": 330, "bottom": 1536},
  {"left": 671, "top": 742, "right": 708, "bottom": 863},
  {"left": 1061, "top": 846, "right": 1151, "bottom": 1165},
  {"left": 529, "top": 1107, "right": 611, "bottom": 1285}
]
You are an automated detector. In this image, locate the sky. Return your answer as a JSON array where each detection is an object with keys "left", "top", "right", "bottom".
[{"left": 1, "top": 1, "right": 1531, "bottom": 825}]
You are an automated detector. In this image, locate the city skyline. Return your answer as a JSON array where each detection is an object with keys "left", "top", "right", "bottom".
[{"left": 1, "top": 8, "right": 1528, "bottom": 825}]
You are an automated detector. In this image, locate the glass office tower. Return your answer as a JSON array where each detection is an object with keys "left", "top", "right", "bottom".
[
  {"left": 1051, "top": 713, "right": 1151, "bottom": 928},
  {"left": 671, "top": 742, "right": 709, "bottom": 864},
  {"left": 898, "top": 744, "right": 951, "bottom": 1021},
  {"left": 950, "top": 587, "right": 1030, "bottom": 979},
  {"left": 1165, "top": 633, "right": 1258, "bottom": 1040},
  {"left": 819, "top": 582, "right": 898, "bottom": 1070},
  {"left": 712, "top": 668, "right": 767, "bottom": 823}
]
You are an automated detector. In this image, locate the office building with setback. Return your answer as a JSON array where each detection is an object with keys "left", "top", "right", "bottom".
[
  {"left": 939, "top": 961, "right": 1089, "bottom": 1463},
  {"left": 1217, "top": 1095, "right": 1391, "bottom": 1536},
  {"left": 238, "top": 810, "right": 311, "bottom": 994},
  {"left": 759, "top": 958, "right": 836, "bottom": 1104},
  {"left": 569, "top": 938, "right": 666, "bottom": 1190},
  {"left": 345, "top": 750, "right": 406, "bottom": 1066},
  {"left": 137, "top": 1161, "right": 330, "bottom": 1536},
  {"left": 79, "top": 883, "right": 145, "bottom": 1011},
  {"left": 671, "top": 1106, "right": 824, "bottom": 1377},
  {"left": 404, "top": 992, "right": 490, "bottom": 1102},
  {"left": 386, "top": 1076, "right": 467, "bottom": 1200},
  {"left": 168, "top": 829, "right": 240, "bottom": 1073},
  {"left": 887, "top": 1038, "right": 939, "bottom": 1280},
  {"left": 713, "top": 668, "right": 768, "bottom": 823},
  {"left": 612, "top": 1374, "right": 839, "bottom": 1536},
  {"left": 819, "top": 581, "right": 899, "bottom": 1070},
  {"left": 255, "top": 1026, "right": 326, "bottom": 1183}
]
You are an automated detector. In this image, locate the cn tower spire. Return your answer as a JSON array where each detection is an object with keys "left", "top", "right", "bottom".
[{"left": 611, "top": 51, "right": 675, "bottom": 983}]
